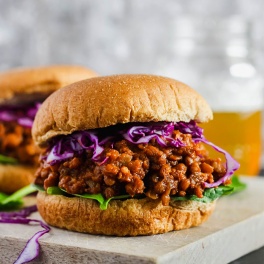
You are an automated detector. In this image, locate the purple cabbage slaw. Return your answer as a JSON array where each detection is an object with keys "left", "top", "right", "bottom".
[
  {"left": 44, "top": 121, "right": 239, "bottom": 188},
  {"left": 0, "top": 205, "right": 50, "bottom": 264},
  {"left": 46, "top": 131, "right": 105, "bottom": 165},
  {"left": 0, "top": 102, "right": 41, "bottom": 128},
  {"left": 195, "top": 138, "right": 240, "bottom": 188}
]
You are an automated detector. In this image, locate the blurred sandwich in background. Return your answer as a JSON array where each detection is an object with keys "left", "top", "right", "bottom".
[{"left": 0, "top": 65, "right": 98, "bottom": 193}]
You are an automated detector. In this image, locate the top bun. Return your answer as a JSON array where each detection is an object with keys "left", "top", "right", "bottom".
[
  {"left": 0, "top": 65, "right": 98, "bottom": 105},
  {"left": 33, "top": 74, "right": 213, "bottom": 147}
]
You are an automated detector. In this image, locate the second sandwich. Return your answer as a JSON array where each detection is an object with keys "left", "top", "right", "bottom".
[{"left": 0, "top": 65, "right": 97, "bottom": 193}]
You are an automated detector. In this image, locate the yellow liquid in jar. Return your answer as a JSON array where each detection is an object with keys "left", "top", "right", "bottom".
[{"left": 200, "top": 111, "right": 262, "bottom": 176}]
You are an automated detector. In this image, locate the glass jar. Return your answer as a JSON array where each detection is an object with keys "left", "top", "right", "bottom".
[{"left": 157, "top": 16, "right": 263, "bottom": 176}]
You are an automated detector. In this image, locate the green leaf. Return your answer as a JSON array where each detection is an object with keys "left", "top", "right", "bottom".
[
  {"left": 47, "top": 186, "right": 64, "bottom": 195},
  {"left": 228, "top": 175, "right": 247, "bottom": 193},
  {"left": 72, "top": 192, "right": 106, "bottom": 208},
  {"left": 31, "top": 184, "right": 45, "bottom": 192},
  {"left": 1, "top": 185, "right": 37, "bottom": 205},
  {"left": 0, "top": 185, "right": 37, "bottom": 210},
  {"left": 61, "top": 188, "right": 130, "bottom": 210},
  {"left": 0, "top": 154, "right": 17, "bottom": 164},
  {"left": 0, "top": 194, "right": 23, "bottom": 210},
  {"left": 99, "top": 195, "right": 130, "bottom": 210},
  {"left": 46, "top": 186, "right": 130, "bottom": 210}
]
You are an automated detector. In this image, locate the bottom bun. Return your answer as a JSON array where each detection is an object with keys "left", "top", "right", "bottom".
[
  {"left": 0, "top": 164, "right": 36, "bottom": 194},
  {"left": 37, "top": 192, "right": 216, "bottom": 236}
]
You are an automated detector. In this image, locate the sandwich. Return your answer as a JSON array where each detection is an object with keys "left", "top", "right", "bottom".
[
  {"left": 0, "top": 65, "right": 98, "bottom": 194},
  {"left": 32, "top": 74, "right": 239, "bottom": 236}
]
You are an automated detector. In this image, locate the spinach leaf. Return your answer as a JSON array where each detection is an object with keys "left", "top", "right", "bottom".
[
  {"left": 0, "top": 185, "right": 37, "bottom": 210},
  {"left": 46, "top": 186, "right": 130, "bottom": 210},
  {"left": 0, "top": 154, "right": 17, "bottom": 164}
]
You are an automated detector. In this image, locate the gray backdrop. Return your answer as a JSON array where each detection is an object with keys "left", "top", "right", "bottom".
[{"left": 0, "top": 0, "right": 263, "bottom": 75}]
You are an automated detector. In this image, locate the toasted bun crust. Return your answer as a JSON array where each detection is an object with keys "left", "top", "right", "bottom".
[
  {"left": 0, "top": 164, "right": 36, "bottom": 194},
  {"left": 37, "top": 192, "right": 215, "bottom": 236},
  {"left": 33, "top": 74, "right": 213, "bottom": 146},
  {"left": 0, "top": 65, "right": 98, "bottom": 105}
]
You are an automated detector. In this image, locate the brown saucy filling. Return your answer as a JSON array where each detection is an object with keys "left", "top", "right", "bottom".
[
  {"left": 0, "top": 121, "right": 39, "bottom": 166},
  {"left": 34, "top": 130, "right": 228, "bottom": 205}
]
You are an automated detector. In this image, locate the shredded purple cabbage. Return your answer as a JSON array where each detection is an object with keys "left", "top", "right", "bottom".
[
  {"left": 44, "top": 121, "right": 239, "bottom": 188},
  {"left": 46, "top": 131, "right": 105, "bottom": 165},
  {"left": 194, "top": 138, "right": 240, "bottom": 188},
  {"left": 0, "top": 205, "right": 37, "bottom": 218},
  {"left": 122, "top": 122, "right": 185, "bottom": 147},
  {"left": 0, "top": 102, "right": 41, "bottom": 128},
  {"left": 0, "top": 205, "right": 50, "bottom": 264}
]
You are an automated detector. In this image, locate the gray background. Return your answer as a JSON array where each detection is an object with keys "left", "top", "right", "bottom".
[{"left": 0, "top": 0, "right": 263, "bottom": 75}]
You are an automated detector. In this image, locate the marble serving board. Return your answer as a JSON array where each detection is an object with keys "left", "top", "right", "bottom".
[{"left": 1, "top": 176, "right": 264, "bottom": 264}]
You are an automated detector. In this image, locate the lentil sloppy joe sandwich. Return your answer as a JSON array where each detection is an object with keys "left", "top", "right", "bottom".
[
  {"left": 33, "top": 74, "right": 239, "bottom": 236},
  {"left": 0, "top": 65, "right": 98, "bottom": 194}
]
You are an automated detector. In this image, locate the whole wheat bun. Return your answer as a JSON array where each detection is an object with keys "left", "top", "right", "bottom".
[
  {"left": 37, "top": 192, "right": 216, "bottom": 236},
  {"left": 0, "top": 164, "right": 36, "bottom": 194},
  {"left": 0, "top": 65, "right": 98, "bottom": 106},
  {"left": 33, "top": 74, "right": 213, "bottom": 146}
]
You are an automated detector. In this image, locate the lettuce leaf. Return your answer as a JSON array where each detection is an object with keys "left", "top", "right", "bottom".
[
  {"left": 32, "top": 184, "right": 45, "bottom": 192},
  {"left": 0, "top": 192, "right": 23, "bottom": 210},
  {"left": 46, "top": 186, "right": 130, "bottom": 210},
  {"left": 0, "top": 185, "right": 37, "bottom": 211},
  {"left": 171, "top": 175, "right": 246, "bottom": 203},
  {"left": 0, "top": 154, "right": 17, "bottom": 164},
  {"left": 228, "top": 175, "right": 247, "bottom": 193}
]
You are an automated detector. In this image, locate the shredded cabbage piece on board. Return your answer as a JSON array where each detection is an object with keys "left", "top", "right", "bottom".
[{"left": 0, "top": 205, "right": 50, "bottom": 264}]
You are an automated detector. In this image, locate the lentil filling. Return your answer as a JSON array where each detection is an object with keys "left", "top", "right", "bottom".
[
  {"left": 0, "top": 121, "right": 39, "bottom": 166},
  {"left": 34, "top": 129, "right": 227, "bottom": 206}
]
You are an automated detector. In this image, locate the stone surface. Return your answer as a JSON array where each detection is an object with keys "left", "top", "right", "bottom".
[{"left": 1, "top": 176, "right": 264, "bottom": 264}]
